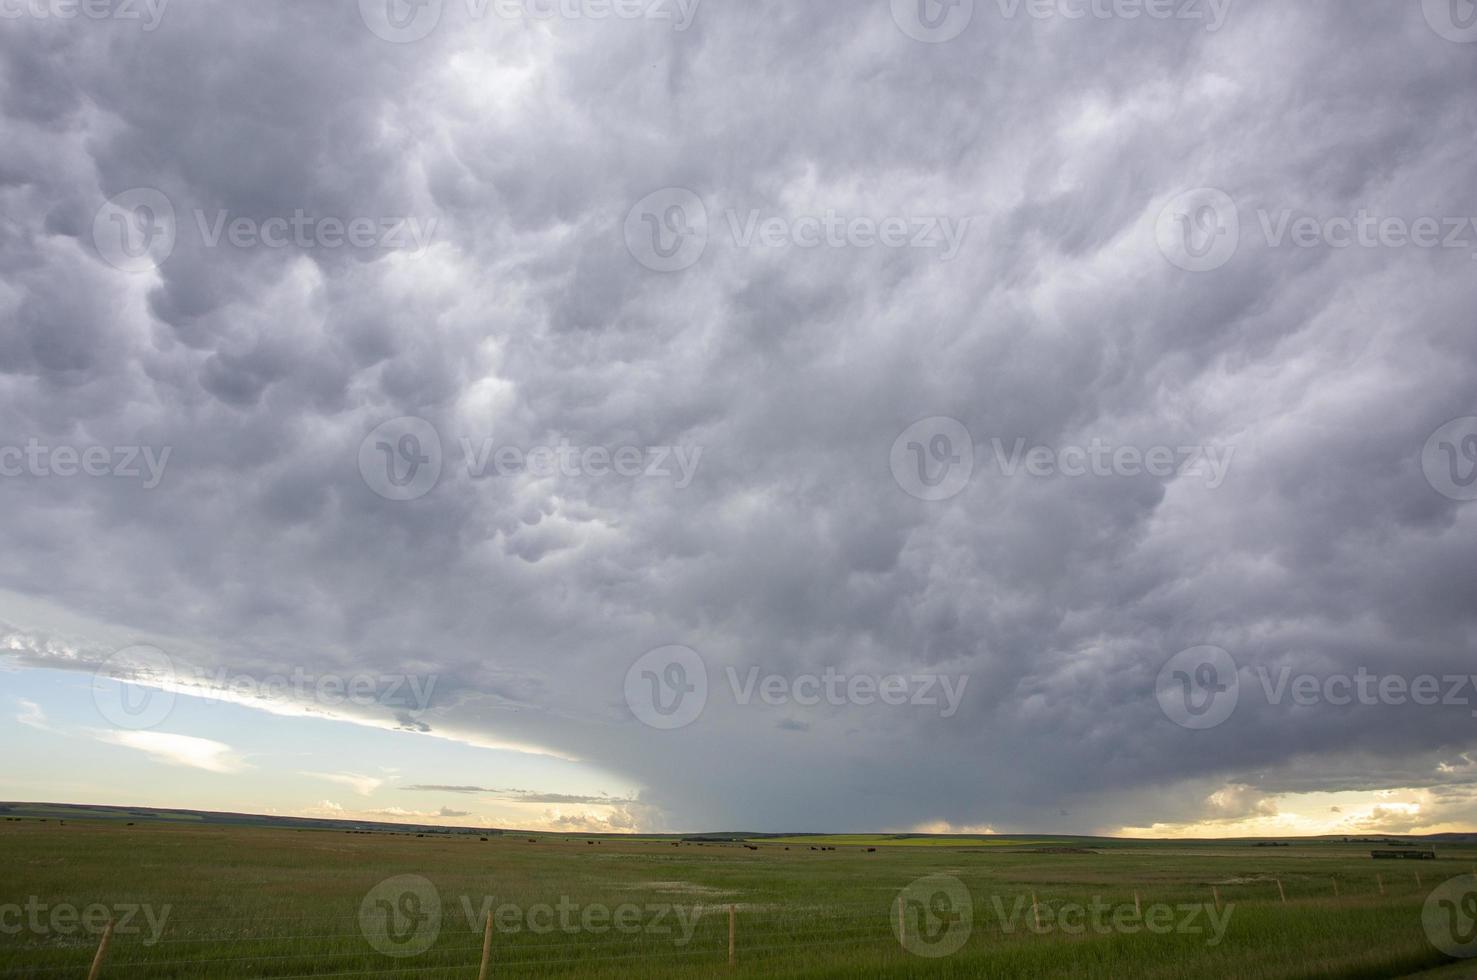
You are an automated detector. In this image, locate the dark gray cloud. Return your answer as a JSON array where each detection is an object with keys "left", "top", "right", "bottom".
[{"left": 1, "top": 0, "right": 1476, "bottom": 833}]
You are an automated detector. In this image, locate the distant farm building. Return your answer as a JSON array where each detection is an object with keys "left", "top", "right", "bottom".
[{"left": 1371, "top": 849, "right": 1436, "bottom": 860}]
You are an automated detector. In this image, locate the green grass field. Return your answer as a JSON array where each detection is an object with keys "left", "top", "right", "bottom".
[
  {"left": 1, "top": 818, "right": 1472, "bottom": 978},
  {"left": 762, "top": 834, "right": 1068, "bottom": 848}
]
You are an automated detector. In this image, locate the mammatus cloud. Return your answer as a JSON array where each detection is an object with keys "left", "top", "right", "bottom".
[{"left": 0, "top": 0, "right": 1474, "bottom": 835}]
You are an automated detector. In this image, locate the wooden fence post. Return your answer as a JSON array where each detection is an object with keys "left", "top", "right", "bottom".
[
  {"left": 1276, "top": 879, "right": 1286, "bottom": 905},
  {"left": 728, "top": 904, "right": 736, "bottom": 967},
  {"left": 1416, "top": 870, "right": 1422, "bottom": 888},
  {"left": 1332, "top": 877, "right": 1339, "bottom": 898},
  {"left": 1377, "top": 874, "right": 1384, "bottom": 896},
  {"left": 1032, "top": 892, "right": 1041, "bottom": 930},
  {"left": 1134, "top": 891, "right": 1141, "bottom": 916},
  {"left": 1212, "top": 886, "right": 1221, "bottom": 911},
  {"left": 478, "top": 911, "right": 494, "bottom": 980},
  {"left": 897, "top": 897, "right": 905, "bottom": 941},
  {"left": 86, "top": 920, "right": 114, "bottom": 980}
]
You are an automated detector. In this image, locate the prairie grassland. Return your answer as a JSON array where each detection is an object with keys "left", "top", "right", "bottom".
[
  {"left": 762, "top": 834, "right": 1066, "bottom": 847},
  {"left": 0, "top": 820, "right": 1470, "bottom": 979}
]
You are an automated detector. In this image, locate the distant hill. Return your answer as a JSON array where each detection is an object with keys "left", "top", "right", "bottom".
[
  {"left": 6, "top": 802, "right": 1476, "bottom": 845},
  {"left": 0, "top": 801, "right": 503, "bottom": 837}
]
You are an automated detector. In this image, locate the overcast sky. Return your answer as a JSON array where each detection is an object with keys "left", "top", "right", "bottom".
[{"left": 2, "top": 0, "right": 1476, "bottom": 837}]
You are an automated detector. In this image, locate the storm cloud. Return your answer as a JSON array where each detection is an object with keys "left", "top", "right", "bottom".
[{"left": 1, "top": 0, "right": 1476, "bottom": 834}]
